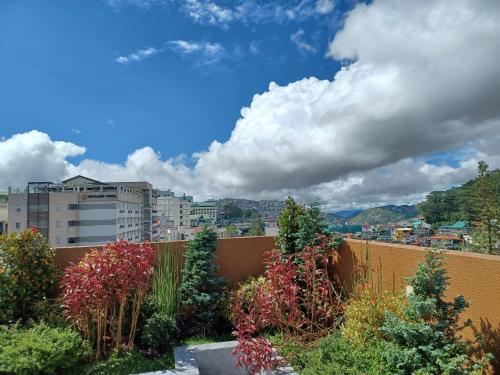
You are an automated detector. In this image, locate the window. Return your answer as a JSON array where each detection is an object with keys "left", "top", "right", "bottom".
[
  {"left": 16, "top": 207, "right": 21, "bottom": 213},
  {"left": 55, "top": 204, "right": 62, "bottom": 211},
  {"left": 55, "top": 220, "right": 62, "bottom": 228},
  {"left": 15, "top": 222, "right": 20, "bottom": 229}
]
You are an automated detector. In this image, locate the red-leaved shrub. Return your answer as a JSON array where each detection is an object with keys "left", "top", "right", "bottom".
[
  {"left": 61, "top": 240, "right": 155, "bottom": 359},
  {"left": 230, "top": 235, "right": 344, "bottom": 373}
]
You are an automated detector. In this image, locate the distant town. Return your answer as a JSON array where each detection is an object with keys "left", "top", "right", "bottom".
[{"left": 1, "top": 170, "right": 496, "bottom": 253}]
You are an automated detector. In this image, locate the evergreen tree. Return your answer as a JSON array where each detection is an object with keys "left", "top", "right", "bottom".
[
  {"left": 277, "top": 197, "right": 304, "bottom": 256},
  {"left": 382, "top": 251, "right": 491, "bottom": 374},
  {"left": 296, "top": 201, "right": 327, "bottom": 250},
  {"left": 247, "top": 213, "right": 265, "bottom": 236},
  {"left": 472, "top": 161, "right": 499, "bottom": 254},
  {"left": 178, "top": 229, "right": 227, "bottom": 335}
]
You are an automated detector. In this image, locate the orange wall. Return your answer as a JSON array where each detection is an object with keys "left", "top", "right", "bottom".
[
  {"left": 337, "top": 239, "right": 500, "bottom": 369},
  {"left": 54, "top": 236, "right": 500, "bottom": 369}
]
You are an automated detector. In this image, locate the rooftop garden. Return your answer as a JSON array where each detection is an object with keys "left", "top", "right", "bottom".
[{"left": 0, "top": 198, "right": 496, "bottom": 374}]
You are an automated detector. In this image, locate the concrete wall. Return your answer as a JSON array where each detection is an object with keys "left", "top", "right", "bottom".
[{"left": 53, "top": 236, "right": 500, "bottom": 369}]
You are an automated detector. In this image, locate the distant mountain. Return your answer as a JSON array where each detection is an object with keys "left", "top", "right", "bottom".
[
  {"left": 350, "top": 205, "right": 418, "bottom": 225},
  {"left": 215, "top": 198, "right": 285, "bottom": 220},
  {"left": 327, "top": 209, "right": 363, "bottom": 220}
]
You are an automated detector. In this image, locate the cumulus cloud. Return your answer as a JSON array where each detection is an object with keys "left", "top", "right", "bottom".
[
  {"left": 0, "top": 131, "right": 85, "bottom": 190},
  {"left": 3, "top": 0, "right": 500, "bottom": 209}
]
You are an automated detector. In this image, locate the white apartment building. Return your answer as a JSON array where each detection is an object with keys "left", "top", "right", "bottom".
[
  {"left": 8, "top": 176, "right": 156, "bottom": 247},
  {"left": 0, "top": 192, "right": 7, "bottom": 235},
  {"left": 156, "top": 190, "right": 193, "bottom": 240},
  {"left": 190, "top": 201, "right": 218, "bottom": 225}
]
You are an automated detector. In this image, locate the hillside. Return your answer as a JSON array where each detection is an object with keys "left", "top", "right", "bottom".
[
  {"left": 327, "top": 209, "right": 363, "bottom": 221},
  {"left": 417, "top": 170, "right": 500, "bottom": 225},
  {"left": 349, "top": 205, "right": 418, "bottom": 225}
]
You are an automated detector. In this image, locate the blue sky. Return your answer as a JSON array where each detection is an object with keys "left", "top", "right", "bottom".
[
  {"left": 1, "top": 0, "right": 499, "bottom": 208},
  {"left": 0, "top": 0, "right": 345, "bottom": 164}
]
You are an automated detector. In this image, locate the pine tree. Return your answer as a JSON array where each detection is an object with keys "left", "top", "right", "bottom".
[
  {"left": 247, "top": 213, "right": 265, "bottom": 236},
  {"left": 296, "top": 201, "right": 327, "bottom": 250},
  {"left": 178, "top": 228, "right": 227, "bottom": 335},
  {"left": 472, "top": 161, "right": 499, "bottom": 254},
  {"left": 382, "top": 251, "right": 491, "bottom": 374},
  {"left": 277, "top": 197, "right": 304, "bottom": 256}
]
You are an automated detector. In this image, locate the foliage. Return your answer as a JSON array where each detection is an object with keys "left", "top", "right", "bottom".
[
  {"left": 381, "top": 250, "right": 491, "bottom": 374},
  {"left": 32, "top": 298, "right": 68, "bottom": 328},
  {"left": 0, "top": 228, "right": 60, "bottom": 323},
  {"left": 471, "top": 161, "right": 500, "bottom": 254},
  {"left": 247, "top": 213, "right": 265, "bottom": 236},
  {"left": 225, "top": 224, "right": 240, "bottom": 237},
  {"left": 222, "top": 203, "right": 243, "bottom": 219},
  {"left": 297, "top": 332, "right": 394, "bottom": 375},
  {"left": 296, "top": 201, "right": 327, "bottom": 249},
  {"left": 277, "top": 196, "right": 304, "bottom": 256},
  {"left": 178, "top": 228, "right": 227, "bottom": 335},
  {"left": 343, "top": 288, "right": 407, "bottom": 346},
  {"left": 80, "top": 350, "right": 174, "bottom": 375},
  {"left": 139, "top": 312, "right": 178, "bottom": 355},
  {"left": 61, "top": 240, "right": 155, "bottom": 359},
  {"left": 231, "top": 235, "right": 344, "bottom": 374},
  {"left": 0, "top": 322, "right": 91, "bottom": 375},
  {"left": 417, "top": 169, "right": 500, "bottom": 226},
  {"left": 243, "top": 208, "right": 258, "bottom": 218},
  {"left": 152, "top": 243, "right": 183, "bottom": 317}
]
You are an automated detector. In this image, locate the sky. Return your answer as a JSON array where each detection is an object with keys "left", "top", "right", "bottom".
[{"left": 1, "top": 0, "right": 500, "bottom": 210}]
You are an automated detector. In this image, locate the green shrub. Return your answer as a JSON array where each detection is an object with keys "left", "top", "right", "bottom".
[
  {"left": 229, "top": 276, "right": 266, "bottom": 324},
  {"left": 178, "top": 228, "right": 227, "bottom": 335},
  {"left": 139, "top": 313, "right": 179, "bottom": 354},
  {"left": 381, "top": 250, "right": 492, "bottom": 374},
  {"left": 80, "top": 350, "right": 174, "bottom": 375},
  {"left": 0, "top": 322, "right": 91, "bottom": 375},
  {"left": 32, "top": 298, "right": 68, "bottom": 328},
  {"left": 343, "top": 288, "right": 406, "bottom": 346},
  {"left": 298, "top": 332, "right": 394, "bottom": 375},
  {"left": 0, "top": 229, "right": 59, "bottom": 323}
]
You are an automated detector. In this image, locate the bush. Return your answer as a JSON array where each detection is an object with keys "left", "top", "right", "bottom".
[
  {"left": 298, "top": 332, "right": 394, "bottom": 375},
  {"left": 0, "top": 322, "right": 91, "bottom": 375},
  {"left": 32, "top": 298, "right": 68, "bottom": 328},
  {"left": 0, "top": 228, "right": 59, "bottom": 323},
  {"left": 61, "top": 240, "right": 155, "bottom": 359},
  {"left": 178, "top": 228, "right": 227, "bottom": 335},
  {"left": 343, "top": 288, "right": 406, "bottom": 346},
  {"left": 139, "top": 313, "right": 179, "bottom": 354},
  {"left": 80, "top": 350, "right": 174, "bottom": 375},
  {"left": 277, "top": 197, "right": 304, "bottom": 256},
  {"left": 381, "top": 250, "right": 492, "bottom": 374},
  {"left": 231, "top": 235, "right": 344, "bottom": 374}
]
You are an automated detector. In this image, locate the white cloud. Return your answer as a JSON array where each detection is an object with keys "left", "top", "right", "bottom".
[
  {"left": 315, "top": 0, "right": 334, "bottom": 15},
  {"left": 115, "top": 47, "right": 160, "bottom": 64},
  {"left": 183, "top": 0, "right": 234, "bottom": 26},
  {"left": 2, "top": 0, "right": 500, "bottom": 209},
  {"left": 290, "top": 29, "right": 317, "bottom": 53},
  {"left": 0, "top": 131, "right": 85, "bottom": 190},
  {"left": 249, "top": 40, "right": 261, "bottom": 55},
  {"left": 167, "top": 40, "right": 226, "bottom": 66}
]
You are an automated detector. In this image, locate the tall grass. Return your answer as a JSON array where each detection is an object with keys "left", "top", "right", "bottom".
[{"left": 152, "top": 243, "right": 184, "bottom": 317}]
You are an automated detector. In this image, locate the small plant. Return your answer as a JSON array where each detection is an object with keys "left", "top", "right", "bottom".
[
  {"left": 178, "top": 228, "right": 227, "bottom": 335},
  {"left": 0, "top": 228, "right": 59, "bottom": 323},
  {"left": 343, "top": 288, "right": 406, "bottom": 346},
  {"left": 381, "top": 250, "right": 492, "bottom": 374},
  {"left": 277, "top": 196, "right": 304, "bottom": 256},
  {"left": 0, "top": 322, "right": 91, "bottom": 375},
  {"left": 61, "top": 240, "right": 155, "bottom": 359},
  {"left": 152, "top": 243, "right": 183, "bottom": 317},
  {"left": 298, "top": 332, "right": 394, "bottom": 375},
  {"left": 231, "top": 235, "right": 344, "bottom": 374},
  {"left": 139, "top": 312, "right": 179, "bottom": 355}
]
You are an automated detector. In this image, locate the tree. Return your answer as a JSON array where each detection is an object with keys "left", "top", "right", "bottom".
[
  {"left": 296, "top": 201, "right": 327, "bottom": 249},
  {"left": 226, "top": 225, "right": 240, "bottom": 237},
  {"left": 243, "top": 209, "right": 258, "bottom": 218},
  {"left": 178, "top": 228, "right": 227, "bottom": 335},
  {"left": 472, "top": 161, "right": 499, "bottom": 254},
  {"left": 222, "top": 203, "right": 243, "bottom": 219},
  {"left": 382, "top": 251, "right": 491, "bottom": 373},
  {"left": 277, "top": 197, "right": 304, "bottom": 256},
  {"left": 247, "top": 214, "right": 265, "bottom": 237}
]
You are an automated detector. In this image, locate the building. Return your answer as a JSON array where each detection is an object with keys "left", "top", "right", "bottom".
[
  {"left": 8, "top": 176, "right": 158, "bottom": 247},
  {"left": 0, "top": 191, "right": 7, "bottom": 234},
  {"left": 156, "top": 190, "right": 193, "bottom": 240},
  {"left": 429, "top": 234, "right": 464, "bottom": 250},
  {"left": 190, "top": 201, "right": 218, "bottom": 225},
  {"left": 393, "top": 227, "right": 414, "bottom": 242},
  {"left": 438, "top": 221, "right": 469, "bottom": 236}
]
